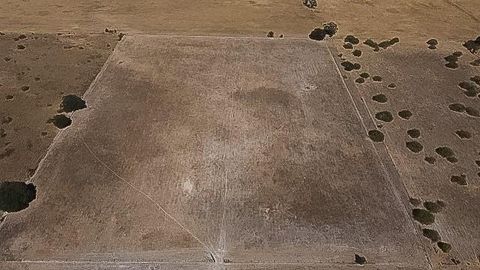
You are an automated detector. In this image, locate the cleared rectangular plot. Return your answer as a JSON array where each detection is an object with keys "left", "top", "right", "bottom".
[{"left": 0, "top": 36, "right": 427, "bottom": 268}]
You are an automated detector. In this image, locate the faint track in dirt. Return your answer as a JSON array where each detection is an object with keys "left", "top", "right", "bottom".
[
  {"left": 82, "top": 139, "right": 218, "bottom": 261},
  {"left": 442, "top": 0, "right": 479, "bottom": 23}
]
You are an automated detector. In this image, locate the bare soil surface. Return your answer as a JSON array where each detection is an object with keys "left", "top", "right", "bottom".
[
  {"left": 0, "top": 0, "right": 479, "bottom": 269},
  {"left": 0, "top": 36, "right": 427, "bottom": 268},
  {"left": 0, "top": 0, "right": 478, "bottom": 41}
]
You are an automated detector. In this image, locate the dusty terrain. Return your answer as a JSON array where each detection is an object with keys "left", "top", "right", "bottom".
[
  {"left": 0, "top": 36, "right": 428, "bottom": 267},
  {"left": 0, "top": 32, "right": 118, "bottom": 181},
  {"left": 332, "top": 38, "right": 480, "bottom": 267},
  {"left": 0, "top": 0, "right": 479, "bottom": 269},
  {"left": 0, "top": 0, "right": 479, "bottom": 42}
]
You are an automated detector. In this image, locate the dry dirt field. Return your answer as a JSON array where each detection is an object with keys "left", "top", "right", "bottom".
[
  {"left": 0, "top": 0, "right": 478, "bottom": 41},
  {"left": 0, "top": 1, "right": 479, "bottom": 269}
]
